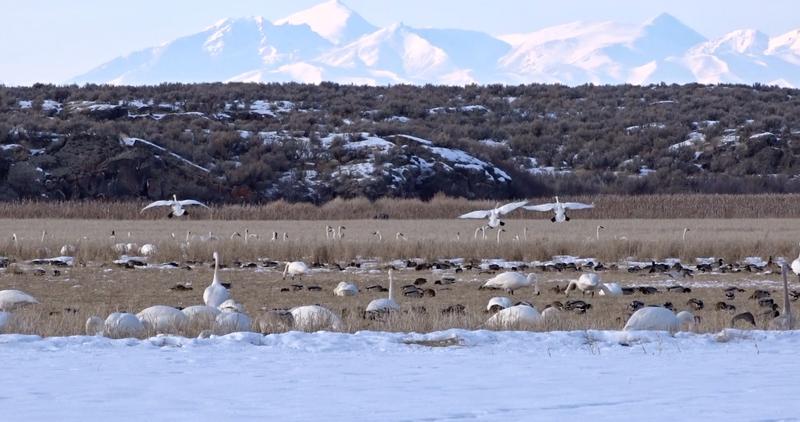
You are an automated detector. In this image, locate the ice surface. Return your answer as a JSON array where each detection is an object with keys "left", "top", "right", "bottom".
[{"left": 0, "top": 329, "right": 797, "bottom": 421}]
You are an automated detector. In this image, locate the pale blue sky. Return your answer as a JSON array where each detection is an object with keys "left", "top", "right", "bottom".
[{"left": 0, "top": 0, "right": 797, "bottom": 86}]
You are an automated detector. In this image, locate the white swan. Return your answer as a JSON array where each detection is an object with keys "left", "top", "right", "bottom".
[
  {"left": 541, "top": 306, "right": 560, "bottom": 320},
  {"left": 565, "top": 273, "right": 609, "bottom": 297},
  {"left": 334, "top": 281, "right": 358, "bottom": 297},
  {"left": 682, "top": 227, "right": 690, "bottom": 241},
  {"left": 0, "top": 289, "right": 39, "bottom": 311},
  {"left": 182, "top": 305, "right": 221, "bottom": 331},
  {"left": 459, "top": 200, "right": 528, "bottom": 232},
  {"left": 141, "top": 194, "right": 210, "bottom": 218},
  {"left": 215, "top": 302, "right": 252, "bottom": 334},
  {"left": 60, "top": 244, "right": 77, "bottom": 256},
  {"left": 598, "top": 282, "right": 623, "bottom": 297},
  {"left": 139, "top": 244, "right": 157, "bottom": 256},
  {"left": 790, "top": 242, "right": 800, "bottom": 282},
  {"left": 136, "top": 305, "right": 188, "bottom": 334},
  {"left": 486, "top": 304, "right": 542, "bottom": 329},
  {"left": 290, "top": 305, "right": 343, "bottom": 331},
  {"left": 283, "top": 261, "right": 309, "bottom": 280},
  {"left": 481, "top": 272, "right": 539, "bottom": 295},
  {"left": 623, "top": 307, "right": 696, "bottom": 332},
  {"left": 486, "top": 296, "right": 513, "bottom": 312},
  {"left": 366, "top": 270, "right": 400, "bottom": 313},
  {"left": 595, "top": 225, "right": 605, "bottom": 241},
  {"left": 523, "top": 196, "right": 593, "bottom": 223},
  {"left": 218, "top": 299, "right": 245, "bottom": 313},
  {"left": 105, "top": 312, "right": 146, "bottom": 338},
  {"left": 204, "top": 252, "right": 230, "bottom": 308}
]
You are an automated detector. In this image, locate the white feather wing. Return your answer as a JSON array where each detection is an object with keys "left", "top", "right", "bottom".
[{"left": 458, "top": 210, "right": 491, "bottom": 219}]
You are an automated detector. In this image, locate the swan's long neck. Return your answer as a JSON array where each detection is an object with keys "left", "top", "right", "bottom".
[
  {"left": 596, "top": 226, "right": 601, "bottom": 240},
  {"left": 530, "top": 274, "right": 540, "bottom": 295},
  {"left": 283, "top": 262, "right": 289, "bottom": 278},
  {"left": 388, "top": 271, "right": 394, "bottom": 301},
  {"left": 41, "top": 230, "right": 46, "bottom": 243},
  {"left": 213, "top": 254, "right": 219, "bottom": 284},
  {"left": 782, "top": 264, "right": 794, "bottom": 329},
  {"left": 496, "top": 229, "right": 502, "bottom": 244},
  {"left": 683, "top": 228, "right": 688, "bottom": 241}
]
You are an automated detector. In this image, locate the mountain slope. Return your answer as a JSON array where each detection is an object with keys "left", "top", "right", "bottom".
[
  {"left": 68, "top": 2, "right": 800, "bottom": 87},
  {"left": 273, "top": 0, "right": 376, "bottom": 45}
]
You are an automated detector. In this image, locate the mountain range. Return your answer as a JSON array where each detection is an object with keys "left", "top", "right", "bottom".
[{"left": 70, "top": 0, "right": 800, "bottom": 87}]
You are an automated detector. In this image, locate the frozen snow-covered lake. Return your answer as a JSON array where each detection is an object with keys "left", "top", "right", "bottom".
[{"left": 1, "top": 330, "right": 798, "bottom": 421}]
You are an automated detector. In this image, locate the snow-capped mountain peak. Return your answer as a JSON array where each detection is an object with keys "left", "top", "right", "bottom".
[
  {"left": 68, "top": 2, "right": 800, "bottom": 88},
  {"left": 274, "top": 0, "right": 376, "bottom": 45},
  {"left": 695, "top": 29, "right": 769, "bottom": 55}
]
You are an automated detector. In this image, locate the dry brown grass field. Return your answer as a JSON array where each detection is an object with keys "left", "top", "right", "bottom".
[
  {"left": 1, "top": 216, "right": 798, "bottom": 337},
  {"left": 1, "top": 194, "right": 800, "bottom": 220}
]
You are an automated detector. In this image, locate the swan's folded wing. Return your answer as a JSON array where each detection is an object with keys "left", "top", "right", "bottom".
[
  {"left": 458, "top": 210, "right": 491, "bottom": 219},
  {"left": 497, "top": 200, "right": 529, "bottom": 215},
  {"left": 179, "top": 199, "right": 210, "bottom": 208},
  {"left": 140, "top": 200, "right": 173, "bottom": 212},
  {"left": 523, "top": 203, "right": 556, "bottom": 212},
  {"left": 563, "top": 202, "right": 593, "bottom": 210}
]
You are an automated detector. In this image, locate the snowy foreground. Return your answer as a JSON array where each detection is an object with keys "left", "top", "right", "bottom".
[{"left": 1, "top": 330, "right": 798, "bottom": 421}]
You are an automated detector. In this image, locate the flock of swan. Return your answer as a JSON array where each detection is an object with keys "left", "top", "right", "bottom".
[
  {"left": 1, "top": 249, "right": 795, "bottom": 336},
  {"left": 0, "top": 194, "right": 796, "bottom": 338}
]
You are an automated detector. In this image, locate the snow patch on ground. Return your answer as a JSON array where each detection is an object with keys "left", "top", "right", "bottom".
[{"left": 0, "top": 330, "right": 797, "bottom": 420}]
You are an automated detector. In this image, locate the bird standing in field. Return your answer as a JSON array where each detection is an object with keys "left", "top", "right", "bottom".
[
  {"left": 141, "top": 194, "right": 209, "bottom": 218},
  {"left": 203, "top": 252, "right": 230, "bottom": 308}
]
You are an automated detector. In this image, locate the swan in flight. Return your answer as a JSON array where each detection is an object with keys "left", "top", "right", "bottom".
[
  {"left": 141, "top": 194, "right": 209, "bottom": 218},
  {"left": 624, "top": 307, "right": 696, "bottom": 332},
  {"left": 523, "top": 196, "right": 593, "bottom": 222},
  {"left": 481, "top": 272, "right": 539, "bottom": 295},
  {"left": 204, "top": 252, "right": 230, "bottom": 308},
  {"left": 459, "top": 200, "right": 528, "bottom": 234},
  {"left": 366, "top": 270, "right": 400, "bottom": 313}
]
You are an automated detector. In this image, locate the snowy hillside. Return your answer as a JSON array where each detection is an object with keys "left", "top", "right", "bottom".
[{"left": 69, "top": 1, "right": 800, "bottom": 87}]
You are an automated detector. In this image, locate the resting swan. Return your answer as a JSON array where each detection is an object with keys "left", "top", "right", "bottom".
[
  {"left": 182, "top": 305, "right": 221, "bottom": 331},
  {"left": 137, "top": 305, "right": 188, "bottom": 334},
  {"left": 623, "top": 307, "right": 696, "bottom": 332},
  {"left": 0, "top": 290, "right": 39, "bottom": 311},
  {"left": 486, "top": 304, "right": 542, "bottom": 329},
  {"left": 86, "top": 312, "right": 145, "bottom": 338},
  {"left": 290, "top": 305, "right": 344, "bottom": 331},
  {"left": 334, "top": 281, "right": 358, "bottom": 297}
]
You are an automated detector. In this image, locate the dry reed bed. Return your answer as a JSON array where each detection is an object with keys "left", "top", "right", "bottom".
[
  {"left": 1, "top": 218, "right": 799, "bottom": 263},
  {"left": 0, "top": 265, "right": 792, "bottom": 337},
  {"left": 2, "top": 194, "right": 800, "bottom": 220}
]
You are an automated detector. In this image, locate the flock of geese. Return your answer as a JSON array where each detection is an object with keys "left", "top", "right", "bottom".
[
  {"left": 0, "top": 249, "right": 796, "bottom": 336},
  {"left": 0, "top": 195, "right": 796, "bottom": 337}
]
